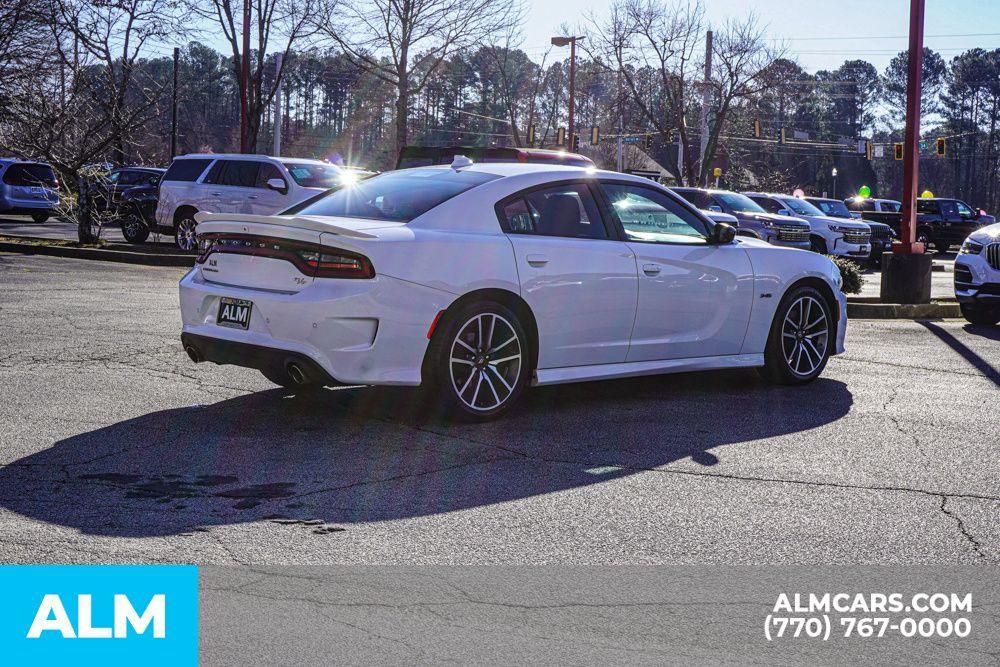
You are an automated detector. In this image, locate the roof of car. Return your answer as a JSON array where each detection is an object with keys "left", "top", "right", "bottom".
[
  {"left": 116, "top": 166, "right": 166, "bottom": 173},
  {"left": 175, "top": 153, "right": 331, "bottom": 166}
]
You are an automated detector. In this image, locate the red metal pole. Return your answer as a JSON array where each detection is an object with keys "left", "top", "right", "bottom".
[
  {"left": 568, "top": 38, "right": 577, "bottom": 151},
  {"left": 240, "top": 0, "right": 250, "bottom": 153},
  {"left": 895, "top": 0, "right": 925, "bottom": 254}
]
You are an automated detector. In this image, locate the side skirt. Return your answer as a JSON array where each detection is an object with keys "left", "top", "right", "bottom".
[{"left": 533, "top": 353, "right": 765, "bottom": 387}]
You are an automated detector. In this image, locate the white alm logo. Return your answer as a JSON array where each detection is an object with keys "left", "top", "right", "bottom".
[{"left": 26, "top": 594, "right": 166, "bottom": 638}]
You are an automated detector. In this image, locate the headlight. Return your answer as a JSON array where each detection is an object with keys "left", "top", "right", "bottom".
[
  {"left": 959, "top": 239, "right": 984, "bottom": 255},
  {"left": 760, "top": 219, "right": 775, "bottom": 228}
]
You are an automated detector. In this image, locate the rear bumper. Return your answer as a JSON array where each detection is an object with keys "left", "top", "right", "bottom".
[
  {"left": 181, "top": 332, "right": 340, "bottom": 384},
  {"left": 0, "top": 203, "right": 58, "bottom": 214},
  {"left": 179, "top": 267, "right": 452, "bottom": 386}
]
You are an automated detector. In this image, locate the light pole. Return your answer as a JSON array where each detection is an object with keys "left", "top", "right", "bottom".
[
  {"left": 831, "top": 167, "right": 838, "bottom": 199},
  {"left": 551, "top": 36, "right": 585, "bottom": 150}
]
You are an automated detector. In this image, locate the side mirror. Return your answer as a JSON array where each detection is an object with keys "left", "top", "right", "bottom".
[
  {"left": 711, "top": 222, "right": 736, "bottom": 244},
  {"left": 707, "top": 205, "right": 723, "bottom": 213},
  {"left": 266, "top": 178, "right": 288, "bottom": 194},
  {"left": 778, "top": 209, "right": 790, "bottom": 216}
]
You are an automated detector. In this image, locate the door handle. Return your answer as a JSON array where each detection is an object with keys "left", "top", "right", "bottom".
[
  {"left": 210, "top": 192, "right": 221, "bottom": 196},
  {"left": 247, "top": 195, "right": 258, "bottom": 199},
  {"left": 642, "top": 263, "right": 661, "bottom": 276},
  {"left": 526, "top": 254, "right": 549, "bottom": 267}
]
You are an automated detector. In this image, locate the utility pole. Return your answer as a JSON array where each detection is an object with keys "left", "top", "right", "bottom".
[
  {"left": 616, "top": 67, "right": 623, "bottom": 172},
  {"left": 171, "top": 47, "right": 179, "bottom": 160},
  {"left": 698, "top": 30, "right": 713, "bottom": 186},
  {"left": 551, "top": 36, "right": 584, "bottom": 152},
  {"left": 273, "top": 53, "right": 283, "bottom": 157},
  {"left": 880, "top": 0, "right": 932, "bottom": 304},
  {"left": 239, "top": 0, "right": 251, "bottom": 153}
]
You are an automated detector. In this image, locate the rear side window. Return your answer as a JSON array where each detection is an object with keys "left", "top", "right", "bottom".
[
  {"left": 499, "top": 183, "right": 607, "bottom": 239},
  {"left": 286, "top": 168, "right": 499, "bottom": 222},
  {"left": 163, "top": 159, "right": 212, "bottom": 182},
  {"left": 846, "top": 198, "right": 875, "bottom": 212},
  {"left": 205, "top": 160, "right": 259, "bottom": 187},
  {"left": 917, "top": 200, "right": 939, "bottom": 214},
  {"left": 880, "top": 201, "right": 901, "bottom": 213},
  {"left": 3, "top": 163, "right": 57, "bottom": 186}
]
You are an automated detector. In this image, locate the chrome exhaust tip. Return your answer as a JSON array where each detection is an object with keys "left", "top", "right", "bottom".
[
  {"left": 286, "top": 362, "right": 309, "bottom": 386},
  {"left": 185, "top": 345, "right": 203, "bottom": 363}
]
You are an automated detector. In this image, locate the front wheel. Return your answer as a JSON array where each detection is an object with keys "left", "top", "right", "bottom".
[
  {"left": 810, "top": 237, "right": 828, "bottom": 254},
  {"left": 31, "top": 212, "right": 49, "bottom": 223},
  {"left": 174, "top": 215, "right": 198, "bottom": 251},
  {"left": 933, "top": 242, "right": 950, "bottom": 254},
  {"left": 426, "top": 301, "right": 529, "bottom": 421},
  {"left": 960, "top": 304, "right": 1000, "bottom": 326},
  {"left": 759, "top": 286, "right": 833, "bottom": 385},
  {"left": 120, "top": 214, "right": 150, "bottom": 244}
]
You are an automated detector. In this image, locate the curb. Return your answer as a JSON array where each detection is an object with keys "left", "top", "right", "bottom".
[
  {"left": 0, "top": 240, "right": 194, "bottom": 267},
  {"left": 847, "top": 301, "right": 961, "bottom": 319}
]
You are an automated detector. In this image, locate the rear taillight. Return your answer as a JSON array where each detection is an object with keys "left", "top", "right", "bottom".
[
  {"left": 196, "top": 233, "right": 374, "bottom": 279},
  {"left": 297, "top": 249, "right": 374, "bottom": 279}
]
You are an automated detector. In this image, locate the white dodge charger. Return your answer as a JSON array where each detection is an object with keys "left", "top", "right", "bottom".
[{"left": 180, "top": 160, "right": 847, "bottom": 419}]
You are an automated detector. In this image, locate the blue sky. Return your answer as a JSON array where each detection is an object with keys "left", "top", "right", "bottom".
[{"left": 524, "top": 0, "right": 1000, "bottom": 73}]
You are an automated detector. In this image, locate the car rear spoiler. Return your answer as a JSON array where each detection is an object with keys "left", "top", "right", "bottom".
[{"left": 194, "top": 212, "right": 379, "bottom": 239}]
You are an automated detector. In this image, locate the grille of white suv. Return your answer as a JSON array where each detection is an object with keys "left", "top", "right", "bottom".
[
  {"left": 777, "top": 226, "right": 809, "bottom": 243},
  {"left": 843, "top": 230, "right": 872, "bottom": 245},
  {"left": 987, "top": 242, "right": 1000, "bottom": 270}
]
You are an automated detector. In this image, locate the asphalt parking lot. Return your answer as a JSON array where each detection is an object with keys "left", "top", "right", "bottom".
[{"left": 0, "top": 252, "right": 997, "bottom": 565}]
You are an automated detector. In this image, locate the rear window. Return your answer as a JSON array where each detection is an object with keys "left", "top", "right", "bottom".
[
  {"left": 282, "top": 163, "right": 343, "bottom": 188},
  {"left": 3, "top": 163, "right": 57, "bottom": 186},
  {"left": 163, "top": 158, "right": 212, "bottom": 182},
  {"left": 285, "top": 169, "right": 499, "bottom": 222}
]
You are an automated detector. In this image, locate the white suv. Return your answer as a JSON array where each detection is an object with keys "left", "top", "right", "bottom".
[
  {"left": 155, "top": 154, "right": 368, "bottom": 249},
  {"left": 745, "top": 192, "right": 872, "bottom": 259},
  {"left": 955, "top": 222, "right": 1000, "bottom": 325}
]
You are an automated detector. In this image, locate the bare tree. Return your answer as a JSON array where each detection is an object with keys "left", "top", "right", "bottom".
[
  {"left": 316, "top": 0, "right": 520, "bottom": 151},
  {"left": 588, "top": 0, "right": 779, "bottom": 184},
  {"left": 191, "top": 0, "right": 321, "bottom": 152}
]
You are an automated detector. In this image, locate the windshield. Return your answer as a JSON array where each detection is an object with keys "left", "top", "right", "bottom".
[
  {"left": 285, "top": 168, "right": 499, "bottom": 222},
  {"left": 781, "top": 197, "right": 823, "bottom": 216},
  {"left": 282, "top": 163, "right": 349, "bottom": 189},
  {"left": 811, "top": 199, "right": 852, "bottom": 218},
  {"left": 713, "top": 192, "right": 766, "bottom": 214}
]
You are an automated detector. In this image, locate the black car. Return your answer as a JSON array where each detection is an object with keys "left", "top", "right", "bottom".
[
  {"left": 92, "top": 167, "right": 165, "bottom": 214},
  {"left": 805, "top": 196, "right": 895, "bottom": 263}
]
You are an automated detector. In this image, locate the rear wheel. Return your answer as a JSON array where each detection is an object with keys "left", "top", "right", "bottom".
[
  {"left": 120, "top": 214, "right": 150, "bottom": 244},
  {"left": 31, "top": 212, "right": 49, "bottom": 223},
  {"left": 759, "top": 286, "right": 833, "bottom": 385},
  {"left": 174, "top": 214, "right": 198, "bottom": 251},
  {"left": 960, "top": 304, "right": 1000, "bottom": 326},
  {"left": 426, "top": 301, "right": 529, "bottom": 421}
]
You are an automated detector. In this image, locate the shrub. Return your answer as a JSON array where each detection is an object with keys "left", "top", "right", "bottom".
[{"left": 826, "top": 255, "right": 863, "bottom": 294}]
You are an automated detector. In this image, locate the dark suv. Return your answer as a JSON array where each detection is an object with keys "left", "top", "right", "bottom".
[{"left": 671, "top": 187, "right": 810, "bottom": 249}]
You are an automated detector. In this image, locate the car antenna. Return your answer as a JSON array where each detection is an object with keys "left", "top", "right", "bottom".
[{"left": 451, "top": 155, "right": 474, "bottom": 170}]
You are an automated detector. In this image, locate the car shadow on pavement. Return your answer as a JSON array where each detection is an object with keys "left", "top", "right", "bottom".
[
  {"left": 922, "top": 321, "right": 1000, "bottom": 386},
  {"left": 0, "top": 370, "right": 852, "bottom": 538}
]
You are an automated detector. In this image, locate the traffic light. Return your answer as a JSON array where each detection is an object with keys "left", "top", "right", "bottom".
[
  {"left": 936, "top": 137, "right": 946, "bottom": 156},
  {"left": 753, "top": 119, "right": 761, "bottom": 139},
  {"left": 571, "top": 134, "right": 580, "bottom": 152},
  {"left": 644, "top": 134, "right": 653, "bottom": 150},
  {"left": 894, "top": 143, "right": 904, "bottom": 160},
  {"left": 526, "top": 124, "right": 536, "bottom": 146},
  {"left": 779, "top": 128, "right": 786, "bottom": 145},
  {"left": 556, "top": 127, "right": 566, "bottom": 146},
  {"left": 590, "top": 125, "right": 600, "bottom": 146}
]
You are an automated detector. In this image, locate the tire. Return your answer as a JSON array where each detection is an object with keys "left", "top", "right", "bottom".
[
  {"left": 759, "top": 285, "right": 834, "bottom": 385},
  {"left": 933, "top": 242, "right": 950, "bottom": 254},
  {"left": 810, "top": 236, "right": 827, "bottom": 254},
  {"left": 960, "top": 304, "right": 1000, "bottom": 326},
  {"left": 424, "top": 300, "right": 530, "bottom": 421},
  {"left": 174, "top": 213, "right": 198, "bottom": 251},
  {"left": 916, "top": 229, "right": 932, "bottom": 248},
  {"left": 120, "top": 214, "right": 150, "bottom": 244},
  {"left": 31, "top": 212, "right": 49, "bottom": 223}
]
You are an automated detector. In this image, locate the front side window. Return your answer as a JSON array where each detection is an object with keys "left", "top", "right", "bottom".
[
  {"left": 781, "top": 197, "right": 823, "bottom": 216},
  {"left": 956, "top": 201, "right": 975, "bottom": 218},
  {"left": 500, "top": 183, "right": 607, "bottom": 239},
  {"left": 604, "top": 183, "right": 708, "bottom": 244},
  {"left": 286, "top": 168, "right": 498, "bottom": 222}
]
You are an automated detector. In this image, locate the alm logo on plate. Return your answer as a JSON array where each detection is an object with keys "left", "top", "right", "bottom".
[{"left": 0, "top": 565, "right": 197, "bottom": 666}]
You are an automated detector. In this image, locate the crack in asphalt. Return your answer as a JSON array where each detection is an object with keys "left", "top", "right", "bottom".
[{"left": 938, "top": 495, "right": 991, "bottom": 562}]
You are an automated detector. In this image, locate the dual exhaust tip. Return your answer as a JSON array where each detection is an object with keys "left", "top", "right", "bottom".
[{"left": 184, "top": 343, "right": 312, "bottom": 386}]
